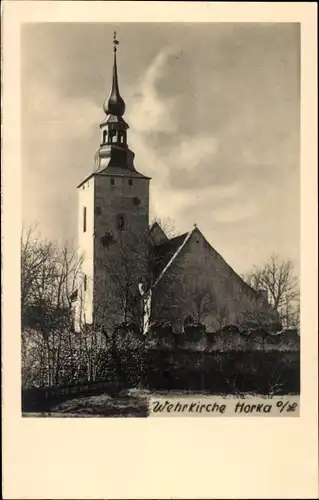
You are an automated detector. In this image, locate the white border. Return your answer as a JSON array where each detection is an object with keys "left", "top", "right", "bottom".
[{"left": 2, "top": 2, "right": 318, "bottom": 499}]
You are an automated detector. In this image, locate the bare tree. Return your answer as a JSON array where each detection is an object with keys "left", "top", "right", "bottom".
[
  {"left": 21, "top": 223, "right": 56, "bottom": 325},
  {"left": 95, "top": 220, "right": 185, "bottom": 334},
  {"left": 189, "top": 285, "right": 216, "bottom": 325},
  {"left": 243, "top": 254, "right": 299, "bottom": 328},
  {"left": 150, "top": 216, "right": 180, "bottom": 239},
  {"left": 21, "top": 225, "right": 88, "bottom": 387},
  {"left": 95, "top": 228, "right": 151, "bottom": 331},
  {"left": 150, "top": 273, "right": 186, "bottom": 332},
  {"left": 281, "top": 295, "right": 300, "bottom": 331},
  {"left": 215, "top": 305, "right": 230, "bottom": 330}
]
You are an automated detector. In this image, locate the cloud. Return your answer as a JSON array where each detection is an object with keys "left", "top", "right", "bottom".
[
  {"left": 24, "top": 80, "right": 101, "bottom": 141},
  {"left": 22, "top": 74, "right": 103, "bottom": 243},
  {"left": 211, "top": 202, "right": 259, "bottom": 224},
  {"left": 127, "top": 46, "right": 180, "bottom": 135},
  {"left": 127, "top": 47, "right": 244, "bottom": 227}
]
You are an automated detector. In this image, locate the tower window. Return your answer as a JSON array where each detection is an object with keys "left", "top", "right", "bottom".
[
  {"left": 128, "top": 179, "right": 133, "bottom": 186},
  {"left": 117, "top": 215, "right": 126, "bottom": 231},
  {"left": 109, "top": 129, "right": 115, "bottom": 143},
  {"left": 83, "top": 207, "right": 87, "bottom": 233},
  {"left": 84, "top": 274, "right": 87, "bottom": 291},
  {"left": 110, "top": 178, "right": 115, "bottom": 186},
  {"left": 102, "top": 130, "right": 107, "bottom": 143}
]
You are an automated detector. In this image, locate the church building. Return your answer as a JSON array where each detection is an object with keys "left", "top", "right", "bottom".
[{"left": 74, "top": 34, "right": 274, "bottom": 334}]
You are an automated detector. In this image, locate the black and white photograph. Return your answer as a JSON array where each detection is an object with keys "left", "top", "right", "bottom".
[
  {"left": 20, "top": 21, "right": 302, "bottom": 417},
  {"left": 2, "top": 2, "right": 318, "bottom": 500}
]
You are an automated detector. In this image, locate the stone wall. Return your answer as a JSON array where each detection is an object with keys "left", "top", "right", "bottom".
[{"left": 22, "top": 326, "right": 300, "bottom": 412}]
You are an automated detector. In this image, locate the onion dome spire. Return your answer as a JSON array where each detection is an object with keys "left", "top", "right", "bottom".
[
  {"left": 103, "top": 32, "right": 126, "bottom": 117},
  {"left": 97, "top": 31, "right": 149, "bottom": 176}
]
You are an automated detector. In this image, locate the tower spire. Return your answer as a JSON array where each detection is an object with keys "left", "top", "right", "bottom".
[
  {"left": 97, "top": 31, "right": 137, "bottom": 172},
  {"left": 103, "top": 31, "right": 125, "bottom": 117}
]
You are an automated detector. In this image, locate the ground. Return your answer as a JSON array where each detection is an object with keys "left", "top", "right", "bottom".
[{"left": 23, "top": 389, "right": 150, "bottom": 417}]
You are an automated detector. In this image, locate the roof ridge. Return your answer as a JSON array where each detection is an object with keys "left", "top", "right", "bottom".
[{"left": 154, "top": 231, "right": 188, "bottom": 248}]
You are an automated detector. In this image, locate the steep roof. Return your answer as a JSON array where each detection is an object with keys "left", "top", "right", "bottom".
[
  {"left": 152, "top": 225, "right": 270, "bottom": 307},
  {"left": 77, "top": 168, "right": 150, "bottom": 189},
  {"left": 152, "top": 229, "right": 194, "bottom": 286},
  {"left": 149, "top": 222, "right": 169, "bottom": 246}
]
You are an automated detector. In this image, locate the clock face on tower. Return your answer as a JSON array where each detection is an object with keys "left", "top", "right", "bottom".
[{"left": 132, "top": 196, "right": 141, "bottom": 206}]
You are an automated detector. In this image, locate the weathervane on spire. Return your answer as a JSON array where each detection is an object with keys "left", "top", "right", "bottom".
[{"left": 113, "top": 31, "right": 119, "bottom": 52}]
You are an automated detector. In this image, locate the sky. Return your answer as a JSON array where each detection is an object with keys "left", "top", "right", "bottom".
[{"left": 21, "top": 22, "right": 300, "bottom": 275}]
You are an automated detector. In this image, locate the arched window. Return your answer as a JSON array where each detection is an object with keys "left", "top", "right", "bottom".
[
  {"left": 109, "top": 129, "right": 115, "bottom": 143},
  {"left": 117, "top": 214, "right": 126, "bottom": 231},
  {"left": 102, "top": 130, "right": 107, "bottom": 144}
]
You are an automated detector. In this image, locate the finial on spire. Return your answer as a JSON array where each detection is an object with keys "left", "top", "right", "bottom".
[
  {"left": 113, "top": 31, "right": 119, "bottom": 52},
  {"left": 103, "top": 31, "right": 125, "bottom": 117}
]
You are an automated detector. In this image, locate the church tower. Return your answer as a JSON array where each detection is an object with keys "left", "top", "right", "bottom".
[{"left": 75, "top": 33, "right": 150, "bottom": 330}]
